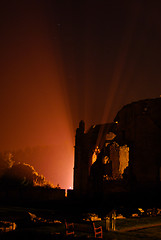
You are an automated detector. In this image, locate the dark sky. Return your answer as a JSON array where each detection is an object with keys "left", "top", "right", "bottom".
[{"left": 1, "top": 0, "right": 161, "bottom": 189}]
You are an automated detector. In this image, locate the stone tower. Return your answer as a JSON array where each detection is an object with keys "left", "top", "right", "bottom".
[{"left": 73, "top": 120, "right": 89, "bottom": 196}]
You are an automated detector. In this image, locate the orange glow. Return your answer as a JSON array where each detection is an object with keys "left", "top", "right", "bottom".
[{"left": 0, "top": 2, "right": 74, "bottom": 190}]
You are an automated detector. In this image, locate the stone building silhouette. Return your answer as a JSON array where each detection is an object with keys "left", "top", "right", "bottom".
[{"left": 74, "top": 98, "right": 161, "bottom": 198}]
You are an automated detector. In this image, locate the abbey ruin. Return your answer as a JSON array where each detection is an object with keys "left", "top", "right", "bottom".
[{"left": 74, "top": 98, "right": 161, "bottom": 199}]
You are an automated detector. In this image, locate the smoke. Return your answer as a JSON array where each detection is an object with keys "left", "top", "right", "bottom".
[
  {"left": 0, "top": 152, "right": 14, "bottom": 175},
  {"left": 0, "top": 152, "right": 55, "bottom": 188}
]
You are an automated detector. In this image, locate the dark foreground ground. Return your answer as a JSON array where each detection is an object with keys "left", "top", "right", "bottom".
[
  {"left": 2, "top": 222, "right": 161, "bottom": 240},
  {"left": 1, "top": 205, "right": 161, "bottom": 240}
]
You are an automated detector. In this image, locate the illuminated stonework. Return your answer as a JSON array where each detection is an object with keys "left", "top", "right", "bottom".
[
  {"left": 110, "top": 142, "right": 129, "bottom": 179},
  {"left": 102, "top": 156, "right": 109, "bottom": 164},
  {"left": 119, "top": 145, "right": 129, "bottom": 176},
  {"left": 106, "top": 132, "right": 116, "bottom": 141},
  {"left": 92, "top": 146, "right": 100, "bottom": 164},
  {"left": 105, "top": 132, "right": 116, "bottom": 147}
]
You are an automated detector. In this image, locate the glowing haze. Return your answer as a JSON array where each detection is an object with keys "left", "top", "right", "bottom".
[
  {"left": 0, "top": 1, "right": 74, "bottom": 189},
  {"left": 1, "top": 1, "right": 161, "bottom": 189}
]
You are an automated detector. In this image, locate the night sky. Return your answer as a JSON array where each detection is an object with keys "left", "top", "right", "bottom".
[{"left": 1, "top": 0, "right": 161, "bottom": 189}]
